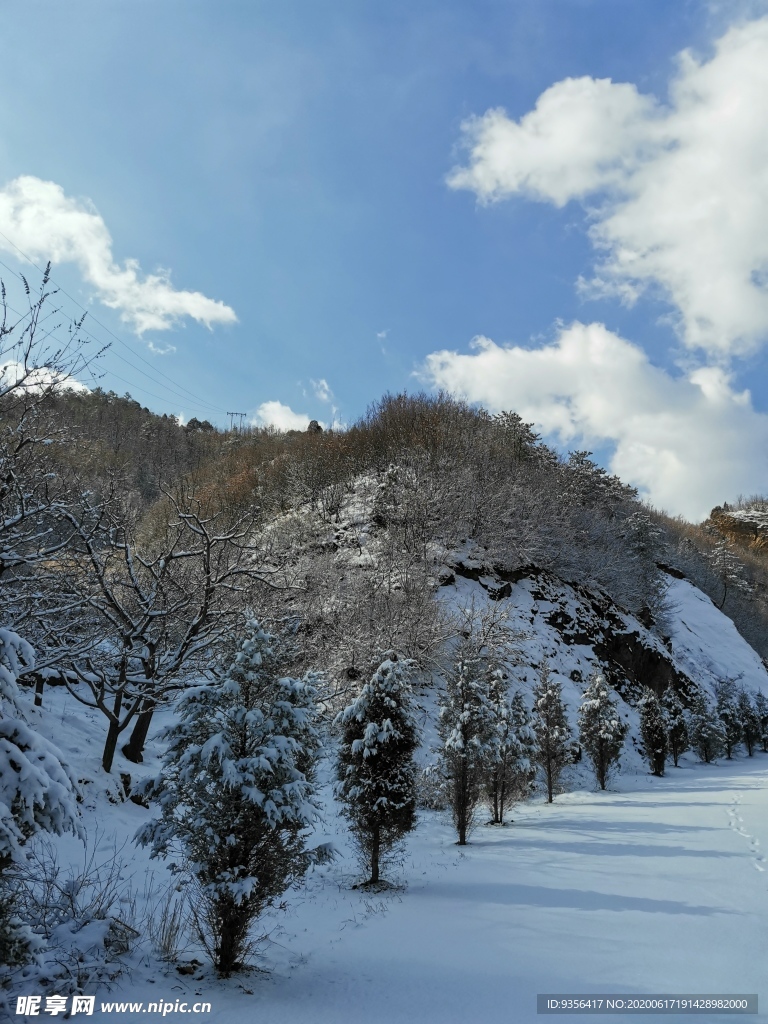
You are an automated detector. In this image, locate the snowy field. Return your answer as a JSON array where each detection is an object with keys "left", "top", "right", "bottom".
[{"left": 45, "top": 749, "right": 767, "bottom": 1024}]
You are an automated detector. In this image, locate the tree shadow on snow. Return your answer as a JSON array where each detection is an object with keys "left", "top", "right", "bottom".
[{"left": 412, "top": 880, "right": 730, "bottom": 916}]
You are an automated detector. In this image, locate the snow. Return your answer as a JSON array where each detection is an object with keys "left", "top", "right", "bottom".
[
  {"left": 665, "top": 578, "right": 768, "bottom": 696},
  {"left": 39, "top": 753, "right": 767, "bottom": 1024},
  {"left": 8, "top": 563, "right": 768, "bottom": 1022}
]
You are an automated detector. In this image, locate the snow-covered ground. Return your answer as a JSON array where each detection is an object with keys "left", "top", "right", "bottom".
[
  {"left": 55, "top": 752, "right": 767, "bottom": 1024},
  {"left": 9, "top": 565, "right": 768, "bottom": 1023}
]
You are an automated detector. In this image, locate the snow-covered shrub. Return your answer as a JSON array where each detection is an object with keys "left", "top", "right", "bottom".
[
  {"left": 0, "top": 628, "right": 81, "bottom": 970},
  {"left": 136, "top": 622, "right": 327, "bottom": 976},
  {"left": 531, "top": 662, "right": 572, "bottom": 803},
  {"left": 737, "top": 689, "right": 760, "bottom": 757},
  {"left": 484, "top": 683, "right": 536, "bottom": 825},
  {"left": 578, "top": 674, "right": 627, "bottom": 791},
  {"left": 3, "top": 834, "right": 139, "bottom": 1006},
  {"left": 662, "top": 688, "right": 689, "bottom": 767},
  {"left": 688, "top": 692, "right": 725, "bottom": 763},
  {"left": 437, "top": 640, "right": 497, "bottom": 844},
  {"left": 335, "top": 654, "right": 420, "bottom": 885},
  {"left": 416, "top": 766, "right": 450, "bottom": 810},
  {"left": 638, "top": 688, "right": 667, "bottom": 777},
  {"left": 753, "top": 691, "right": 768, "bottom": 753},
  {"left": 715, "top": 680, "right": 742, "bottom": 759}
]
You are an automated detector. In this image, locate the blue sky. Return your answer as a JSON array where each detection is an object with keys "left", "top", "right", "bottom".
[{"left": 1, "top": 0, "right": 767, "bottom": 518}]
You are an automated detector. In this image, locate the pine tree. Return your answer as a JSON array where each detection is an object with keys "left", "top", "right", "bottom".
[
  {"left": 578, "top": 673, "right": 627, "bottom": 790},
  {"left": 661, "top": 688, "right": 689, "bottom": 767},
  {"left": 437, "top": 640, "right": 497, "bottom": 844},
  {"left": 753, "top": 691, "right": 768, "bottom": 753},
  {"left": 531, "top": 661, "right": 572, "bottom": 803},
  {"left": 136, "top": 623, "right": 326, "bottom": 976},
  {"left": 484, "top": 679, "right": 536, "bottom": 825},
  {"left": 335, "top": 654, "right": 420, "bottom": 885},
  {"left": 638, "top": 687, "right": 667, "bottom": 776},
  {"left": 688, "top": 691, "right": 725, "bottom": 764},
  {"left": 715, "top": 680, "right": 742, "bottom": 759},
  {"left": 737, "top": 689, "right": 760, "bottom": 757}
]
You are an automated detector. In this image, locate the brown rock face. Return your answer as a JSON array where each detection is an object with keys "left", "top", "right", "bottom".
[{"left": 709, "top": 506, "right": 768, "bottom": 551}]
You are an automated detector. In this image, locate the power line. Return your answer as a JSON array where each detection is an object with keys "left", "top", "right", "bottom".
[
  {"left": 2, "top": 286, "right": 225, "bottom": 415},
  {"left": 0, "top": 235, "right": 231, "bottom": 416}
]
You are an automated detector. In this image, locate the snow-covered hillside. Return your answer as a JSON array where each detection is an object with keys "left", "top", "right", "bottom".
[{"left": 6, "top": 559, "right": 768, "bottom": 1023}]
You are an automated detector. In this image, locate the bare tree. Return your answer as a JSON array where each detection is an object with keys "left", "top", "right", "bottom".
[
  {"left": 0, "top": 267, "right": 100, "bottom": 597},
  {"left": 58, "top": 487, "right": 287, "bottom": 772}
]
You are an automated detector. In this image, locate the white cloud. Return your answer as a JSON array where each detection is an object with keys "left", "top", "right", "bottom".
[
  {"left": 311, "top": 378, "right": 333, "bottom": 403},
  {"left": 0, "top": 360, "right": 89, "bottom": 394},
  {"left": 252, "top": 400, "right": 324, "bottom": 432},
  {"left": 0, "top": 176, "right": 238, "bottom": 335},
  {"left": 376, "top": 329, "right": 389, "bottom": 340},
  {"left": 421, "top": 323, "right": 768, "bottom": 520},
  {"left": 147, "top": 341, "right": 177, "bottom": 356},
  {"left": 448, "top": 17, "right": 768, "bottom": 358}
]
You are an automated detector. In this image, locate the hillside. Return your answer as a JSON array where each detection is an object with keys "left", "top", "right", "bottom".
[{"left": 4, "top": 381, "right": 768, "bottom": 1022}]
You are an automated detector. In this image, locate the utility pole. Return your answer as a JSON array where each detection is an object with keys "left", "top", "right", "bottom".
[{"left": 227, "top": 411, "right": 247, "bottom": 432}]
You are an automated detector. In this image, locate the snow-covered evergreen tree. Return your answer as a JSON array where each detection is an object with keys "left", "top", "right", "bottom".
[
  {"left": 335, "top": 654, "right": 419, "bottom": 885},
  {"left": 705, "top": 538, "right": 752, "bottom": 610},
  {"left": 531, "top": 661, "right": 572, "bottom": 803},
  {"left": 715, "top": 680, "right": 742, "bottom": 759},
  {"left": 737, "top": 689, "right": 760, "bottom": 757},
  {"left": 437, "top": 640, "right": 497, "bottom": 844},
  {"left": 485, "top": 682, "right": 536, "bottom": 825},
  {"left": 688, "top": 691, "right": 725, "bottom": 764},
  {"left": 638, "top": 688, "right": 667, "bottom": 777},
  {"left": 661, "top": 688, "right": 689, "bottom": 767},
  {"left": 0, "top": 628, "right": 82, "bottom": 966},
  {"left": 136, "top": 622, "right": 326, "bottom": 976},
  {"left": 578, "top": 673, "right": 627, "bottom": 790},
  {"left": 753, "top": 690, "right": 768, "bottom": 753}
]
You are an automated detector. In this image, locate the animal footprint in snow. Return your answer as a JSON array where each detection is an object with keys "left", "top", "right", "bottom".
[{"left": 728, "top": 794, "right": 766, "bottom": 873}]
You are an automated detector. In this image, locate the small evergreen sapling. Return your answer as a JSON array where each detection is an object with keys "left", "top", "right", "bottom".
[
  {"left": 638, "top": 688, "right": 667, "bottom": 776},
  {"left": 484, "top": 679, "right": 536, "bottom": 825},
  {"left": 437, "top": 641, "right": 497, "bottom": 844},
  {"left": 715, "top": 681, "right": 742, "bottom": 759},
  {"left": 136, "top": 622, "right": 325, "bottom": 976},
  {"left": 753, "top": 690, "right": 768, "bottom": 752},
  {"left": 531, "top": 661, "right": 572, "bottom": 803},
  {"left": 335, "top": 655, "right": 420, "bottom": 885},
  {"left": 737, "top": 689, "right": 760, "bottom": 757},
  {"left": 661, "top": 688, "right": 689, "bottom": 766},
  {"left": 578, "top": 673, "right": 627, "bottom": 790},
  {"left": 688, "top": 691, "right": 725, "bottom": 764}
]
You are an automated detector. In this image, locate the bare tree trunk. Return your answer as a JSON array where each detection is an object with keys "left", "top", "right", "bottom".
[
  {"left": 122, "top": 703, "right": 154, "bottom": 763},
  {"left": 102, "top": 691, "right": 123, "bottom": 773},
  {"left": 457, "top": 759, "right": 468, "bottom": 845},
  {"left": 370, "top": 820, "right": 380, "bottom": 884}
]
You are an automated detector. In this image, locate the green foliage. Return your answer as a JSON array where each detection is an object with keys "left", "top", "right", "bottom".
[
  {"left": 532, "top": 662, "right": 572, "bottom": 803},
  {"left": 335, "top": 655, "right": 420, "bottom": 884},
  {"left": 715, "top": 680, "right": 743, "bottom": 758},
  {"left": 737, "top": 688, "right": 761, "bottom": 756},
  {"left": 484, "top": 683, "right": 537, "bottom": 825},
  {"left": 136, "top": 623, "right": 324, "bottom": 975},
  {"left": 753, "top": 691, "right": 768, "bottom": 753},
  {"left": 661, "top": 688, "right": 689, "bottom": 767},
  {"left": 689, "top": 692, "right": 725, "bottom": 764},
  {"left": 638, "top": 688, "right": 667, "bottom": 777},
  {"left": 577, "top": 674, "right": 628, "bottom": 790},
  {"left": 437, "top": 640, "right": 498, "bottom": 844}
]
